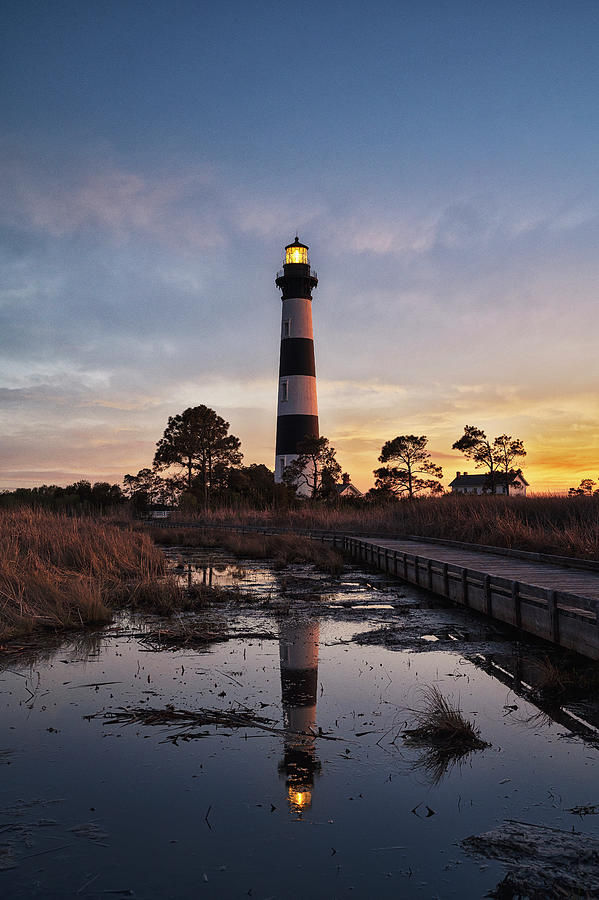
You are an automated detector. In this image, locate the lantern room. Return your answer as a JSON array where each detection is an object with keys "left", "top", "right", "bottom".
[{"left": 285, "top": 237, "right": 309, "bottom": 266}]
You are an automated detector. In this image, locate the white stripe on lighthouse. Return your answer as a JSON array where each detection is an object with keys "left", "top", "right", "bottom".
[
  {"left": 281, "top": 297, "right": 315, "bottom": 340},
  {"left": 277, "top": 374, "right": 318, "bottom": 417}
]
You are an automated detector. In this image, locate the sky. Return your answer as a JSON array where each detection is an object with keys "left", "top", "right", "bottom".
[{"left": 1, "top": 0, "right": 598, "bottom": 494}]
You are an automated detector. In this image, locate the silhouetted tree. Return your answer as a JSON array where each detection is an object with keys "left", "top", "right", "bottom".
[
  {"left": 123, "top": 468, "right": 176, "bottom": 510},
  {"left": 225, "top": 464, "right": 275, "bottom": 507},
  {"left": 568, "top": 477, "right": 599, "bottom": 497},
  {"left": 452, "top": 426, "right": 527, "bottom": 494},
  {"left": 282, "top": 436, "right": 341, "bottom": 500},
  {"left": 493, "top": 434, "right": 527, "bottom": 478},
  {"left": 153, "top": 406, "right": 242, "bottom": 507},
  {"left": 374, "top": 435, "right": 443, "bottom": 498}
]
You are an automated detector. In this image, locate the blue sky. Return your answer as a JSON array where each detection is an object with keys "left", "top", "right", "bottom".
[{"left": 2, "top": 1, "right": 599, "bottom": 491}]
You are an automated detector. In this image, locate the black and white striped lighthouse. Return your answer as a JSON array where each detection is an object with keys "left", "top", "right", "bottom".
[{"left": 274, "top": 237, "right": 319, "bottom": 494}]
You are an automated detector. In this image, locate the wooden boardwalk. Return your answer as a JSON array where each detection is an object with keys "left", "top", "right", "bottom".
[
  {"left": 149, "top": 520, "right": 599, "bottom": 660},
  {"left": 344, "top": 536, "right": 599, "bottom": 660}
]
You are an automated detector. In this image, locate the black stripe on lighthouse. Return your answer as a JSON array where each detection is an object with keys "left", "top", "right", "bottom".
[
  {"left": 278, "top": 338, "right": 316, "bottom": 378},
  {"left": 276, "top": 415, "right": 319, "bottom": 455}
]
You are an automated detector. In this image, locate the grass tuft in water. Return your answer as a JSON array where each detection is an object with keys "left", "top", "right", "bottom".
[
  {"left": 403, "top": 685, "right": 488, "bottom": 750},
  {"left": 402, "top": 685, "right": 489, "bottom": 784}
]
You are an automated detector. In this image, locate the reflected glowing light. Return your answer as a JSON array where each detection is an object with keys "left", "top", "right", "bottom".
[
  {"left": 288, "top": 788, "right": 312, "bottom": 811},
  {"left": 286, "top": 245, "right": 308, "bottom": 265}
]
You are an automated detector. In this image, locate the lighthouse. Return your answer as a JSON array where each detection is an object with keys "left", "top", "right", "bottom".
[{"left": 274, "top": 237, "right": 319, "bottom": 494}]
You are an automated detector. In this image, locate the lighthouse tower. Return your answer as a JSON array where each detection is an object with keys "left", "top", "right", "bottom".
[{"left": 274, "top": 237, "right": 319, "bottom": 494}]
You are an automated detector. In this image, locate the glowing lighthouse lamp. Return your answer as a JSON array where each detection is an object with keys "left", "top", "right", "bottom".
[{"left": 274, "top": 237, "right": 319, "bottom": 495}]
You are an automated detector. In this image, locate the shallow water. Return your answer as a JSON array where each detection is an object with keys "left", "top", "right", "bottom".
[{"left": 2, "top": 549, "right": 599, "bottom": 898}]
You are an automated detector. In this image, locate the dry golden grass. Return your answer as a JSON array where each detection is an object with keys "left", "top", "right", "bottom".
[
  {"left": 149, "top": 526, "right": 344, "bottom": 575},
  {"left": 531, "top": 656, "right": 599, "bottom": 702},
  {"left": 0, "top": 509, "right": 168, "bottom": 640},
  {"left": 166, "top": 494, "right": 599, "bottom": 561}
]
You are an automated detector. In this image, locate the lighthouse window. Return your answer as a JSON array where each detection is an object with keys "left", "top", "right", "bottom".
[
  {"left": 280, "top": 380, "right": 288, "bottom": 402},
  {"left": 283, "top": 319, "right": 291, "bottom": 338}
]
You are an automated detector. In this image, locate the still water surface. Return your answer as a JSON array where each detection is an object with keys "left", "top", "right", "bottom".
[{"left": 2, "top": 549, "right": 599, "bottom": 898}]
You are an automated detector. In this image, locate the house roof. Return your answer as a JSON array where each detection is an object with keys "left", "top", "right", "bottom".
[
  {"left": 335, "top": 481, "right": 363, "bottom": 497},
  {"left": 449, "top": 472, "right": 529, "bottom": 487}
]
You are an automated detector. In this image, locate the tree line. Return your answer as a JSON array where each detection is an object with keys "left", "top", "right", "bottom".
[
  {"left": 1, "top": 405, "right": 545, "bottom": 512},
  {"left": 122, "top": 406, "right": 531, "bottom": 507}
]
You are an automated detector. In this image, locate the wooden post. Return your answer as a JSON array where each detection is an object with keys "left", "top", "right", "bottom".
[
  {"left": 414, "top": 557, "right": 420, "bottom": 586},
  {"left": 427, "top": 559, "right": 433, "bottom": 591},
  {"left": 484, "top": 575, "right": 492, "bottom": 616},
  {"left": 443, "top": 563, "right": 449, "bottom": 597},
  {"left": 393, "top": 552, "right": 399, "bottom": 577},
  {"left": 512, "top": 582, "right": 521, "bottom": 629},
  {"left": 461, "top": 569, "right": 469, "bottom": 607},
  {"left": 548, "top": 590, "right": 559, "bottom": 643},
  {"left": 403, "top": 554, "right": 408, "bottom": 580}
]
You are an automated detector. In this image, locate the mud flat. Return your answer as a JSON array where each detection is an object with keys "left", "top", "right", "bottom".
[{"left": 1, "top": 548, "right": 599, "bottom": 898}]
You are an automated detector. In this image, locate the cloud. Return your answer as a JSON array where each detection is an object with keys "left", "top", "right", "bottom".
[{"left": 0, "top": 146, "right": 226, "bottom": 251}]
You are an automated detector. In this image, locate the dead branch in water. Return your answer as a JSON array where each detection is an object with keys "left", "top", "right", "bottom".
[{"left": 87, "top": 704, "right": 341, "bottom": 743}]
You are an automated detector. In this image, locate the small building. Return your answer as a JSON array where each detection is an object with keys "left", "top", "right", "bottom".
[
  {"left": 147, "top": 505, "right": 172, "bottom": 519},
  {"left": 334, "top": 473, "right": 363, "bottom": 499},
  {"left": 449, "top": 470, "right": 528, "bottom": 496}
]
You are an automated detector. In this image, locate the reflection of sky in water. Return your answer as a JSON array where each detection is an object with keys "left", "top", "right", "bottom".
[{"left": 1, "top": 550, "right": 599, "bottom": 898}]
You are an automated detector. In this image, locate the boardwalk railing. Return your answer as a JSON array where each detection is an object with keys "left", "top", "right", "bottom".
[{"left": 344, "top": 537, "right": 599, "bottom": 660}]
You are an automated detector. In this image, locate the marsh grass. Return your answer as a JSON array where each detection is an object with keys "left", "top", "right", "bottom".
[
  {"left": 0, "top": 509, "right": 169, "bottom": 640},
  {"left": 139, "top": 616, "right": 229, "bottom": 649},
  {"left": 531, "top": 656, "right": 599, "bottom": 702},
  {"left": 166, "top": 494, "right": 599, "bottom": 561},
  {"left": 149, "top": 527, "right": 344, "bottom": 575}
]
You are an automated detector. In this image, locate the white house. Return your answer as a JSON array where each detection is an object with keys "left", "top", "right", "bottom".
[
  {"left": 449, "top": 470, "right": 528, "bottom": 496},
  {"left": 334, "top": 474, "right": 363, "bottom": 498}
]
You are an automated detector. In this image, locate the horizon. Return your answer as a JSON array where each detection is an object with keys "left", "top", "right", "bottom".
[{"left": 2, "top": 1, "right": 598, "bottom": 494}]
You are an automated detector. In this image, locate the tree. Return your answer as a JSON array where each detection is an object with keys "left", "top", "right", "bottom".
[
  {"left": 373, "top": 435, "right": 443, "bottom": 498},
  {"left": 123, "top": 468, "right": 176, "bottom": 509},
  {"left": 153, "top": 406, "right": 242, "bottom": 507},
  {"left": 568, "top": 478, "right": 599, "bottom": 497},
  {"left": 452, "top": 426, "right": 527, "bottom": 494},
  {"left": 282, "top": 436, "right": 341, "bottom": 500},
  {"left": 225, "top": 464, "right": 275, "bottom": 507},
  {"left": 493, "top": 434, "right": 527, "bottom": 478}
]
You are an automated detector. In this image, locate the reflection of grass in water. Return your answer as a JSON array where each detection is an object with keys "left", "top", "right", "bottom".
[
  {"left": 151, "top": 528, "right": 344, "bottom": 575},
  {"left": 403, "top": 685, "right": 489, "bottom": 784},
  {"left": 408, "top": 742, "right": 484, "bottom": 785}
]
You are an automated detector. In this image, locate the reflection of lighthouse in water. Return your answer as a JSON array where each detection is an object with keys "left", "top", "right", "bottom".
[{"left": 278, "top": 617, "right": 321, "bottom": 816}]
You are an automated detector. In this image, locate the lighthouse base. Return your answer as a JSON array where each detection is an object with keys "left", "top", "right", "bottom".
[{"left": 275, "top": 454, "right": 314, "bottom": 498}]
